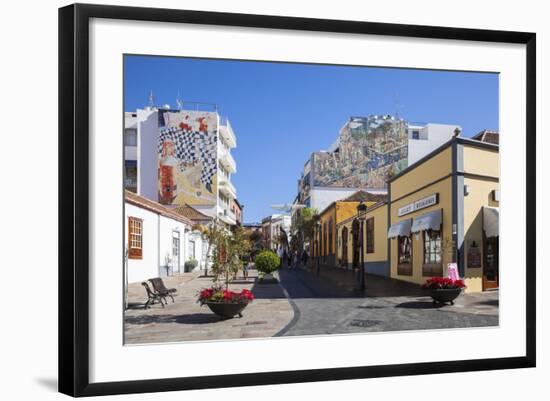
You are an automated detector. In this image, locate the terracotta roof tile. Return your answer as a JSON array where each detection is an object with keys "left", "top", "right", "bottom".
[
  {"left": 172, "top": 204, "right": 213, "bottom": 222},
  {"left": 124, "top": 190, "right": 194, "bottom": 226}
]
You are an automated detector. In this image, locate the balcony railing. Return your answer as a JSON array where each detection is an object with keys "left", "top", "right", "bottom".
[
  {"left": 219, "top": 117, "right": 237, "bottom": 148},
  {"left": 219, "top": 180, "right": 237, "bottom": 199},
  {"left": 218, "top": 145, "right": 237, "bottom": 173}
]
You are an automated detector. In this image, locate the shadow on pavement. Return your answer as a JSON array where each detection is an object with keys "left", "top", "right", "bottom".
[
  {"left": 278, "top": 266, "right": 427, "bottom": 299},
  {"left": 125, "top": 313, "right": 223, "bottom": 325},
  {"left": 475, "top": 299, "right": 499, "bottom": 307},
  {"left": 395, "top": 301, "right": 442, "bottom": 309},
  {"left": 251, "top": 280, "right": 287, "bottom": 299}
]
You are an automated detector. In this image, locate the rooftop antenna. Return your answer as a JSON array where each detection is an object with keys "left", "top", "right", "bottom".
[
  {"left": 176, "top": 90, "right": 183, "bottom": 110},
  {"left": 147, "top": 89, "right": 155, "bottom": 109}
]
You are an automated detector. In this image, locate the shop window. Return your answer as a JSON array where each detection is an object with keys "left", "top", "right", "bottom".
[
  {"left": 397, "top": 235, "right": 412, "bottom": 275},
  {"left": 423, "top": 229, "right": 443, "bottom": 276},
  {"left": 128, "top": 217, "right": 143, "bottom": 259},
  {"left": 366, "top": 217, "right": 374, "bottom": 253}
]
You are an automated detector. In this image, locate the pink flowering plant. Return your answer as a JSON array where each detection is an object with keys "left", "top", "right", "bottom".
[
  {"left": 198, "top": 287, "right": 255, "bottom": 305},
  {"left": 422, "top": 277, "right": 466, "bottom": 290}
]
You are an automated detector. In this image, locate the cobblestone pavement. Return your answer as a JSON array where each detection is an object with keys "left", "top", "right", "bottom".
[
  {"left": 275, "top": 266, "right": 499, "bottom": 337},
  {"left": 124, "top": 265, "right": 499, "bottom": 344},
  {"left": 124, "top": 270, "right": 294, "bottom": 344}
]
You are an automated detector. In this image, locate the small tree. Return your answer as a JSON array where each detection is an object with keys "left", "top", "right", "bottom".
[
  {"left": 193, "top": 221, "right": 223, "bottom": 277},
  {"left": 293, "top": 207, "right": 319, "bottom": 252},
  {"left": 255, "top": 250, "right": 281, "bottom": 276},
  {"left": 209, "top": 226, "right": 251, "bottom": 289}
]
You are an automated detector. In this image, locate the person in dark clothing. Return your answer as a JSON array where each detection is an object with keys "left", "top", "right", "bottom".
[{"left": 302, "top": 249, "right": 309, "bottom": 267}]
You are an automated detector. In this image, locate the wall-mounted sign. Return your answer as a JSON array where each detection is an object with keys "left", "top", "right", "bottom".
[{"left": 398, "top": 193, "right": 439, "bottom": 217}]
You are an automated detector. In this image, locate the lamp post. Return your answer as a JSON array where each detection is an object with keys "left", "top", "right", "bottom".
[
  {"left": 357, "top": 201, "right": 368, "bottom": 292},
  {"left": 316, "top": 220, "right": 322, "bottom": 275}
]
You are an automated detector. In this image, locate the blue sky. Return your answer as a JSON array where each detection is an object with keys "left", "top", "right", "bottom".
[{"left": 124, "top": 55, "right": 499, "bottom": 223}]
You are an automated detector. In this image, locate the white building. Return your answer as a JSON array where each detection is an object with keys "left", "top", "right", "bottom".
[
  {"left": 407, "top": 122, "right": 461, "bottom": 164},
  {"left": 124, "top": 190, "right": 207, "bottom": 284},
  {"left": 124, "top": 104, "right": 238, "bottom": 227},
  {"left": 271, "top": 214, "right": 292, "bottom": 251},
  {"left": 293, "top": 116, "right": 460, "bottom": 218}
]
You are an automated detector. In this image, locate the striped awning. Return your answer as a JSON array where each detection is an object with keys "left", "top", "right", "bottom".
[
  {"left": 388, "top": 219, "right": 412, "bottom": 238},
  {"left": 411, "top": 209, "right": 442, "bottom": 233}
]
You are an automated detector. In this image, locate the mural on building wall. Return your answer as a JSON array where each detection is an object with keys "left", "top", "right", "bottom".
[
  {"left": 157, "top": 111, "right": 218, "bottom": 206},
  {"left": 312, "top": 115, "right": 408, "bottom": 189}
]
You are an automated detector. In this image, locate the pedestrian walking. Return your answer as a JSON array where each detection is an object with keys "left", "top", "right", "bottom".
[{"left": 302, "top": 249, "right": 309, "bottom": 267}]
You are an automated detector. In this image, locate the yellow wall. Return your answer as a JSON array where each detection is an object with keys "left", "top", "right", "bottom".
[
  {"left": 366, "top": 204, "right": 388, "bottom": 262},
  {"left": 391, "top": 147, "right": 452, "bottom": 201},
  {"left": 390, "top": 177, "right": 453, "bottom": 285},
  {"left": 462, "top": 178, "right": 499, "bottom": 292},
  {"left": 463, "top": 146, "right": 499, "bottom": 178},
  {"left": 336, "top": 204, "right": 387, "bottom": 265},
  {"left": 318, "top": 200, "right": 377, "bottom": 258}
]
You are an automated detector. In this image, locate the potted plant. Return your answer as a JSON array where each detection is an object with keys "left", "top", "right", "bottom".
[
  {"left": 422, "top": 277, "right": 466, "bottom": 305},
  {"left": 197, "top": 287, "right": 254, "bottom": 318},
  {"left": 184, "top": 259, "right": 198, "bottom": 272},
  {"left": 254, "top": 250, "right": 281, "bottom": 283}
]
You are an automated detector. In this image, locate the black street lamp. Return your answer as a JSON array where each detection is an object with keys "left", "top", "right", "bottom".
[{"left": 357, "top": 201, "right": 368, "bottom": 292}]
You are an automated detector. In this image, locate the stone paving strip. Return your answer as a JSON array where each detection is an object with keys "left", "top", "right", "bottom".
[{"left": 124, "top": 270, "right": 294, "bottom": 345}]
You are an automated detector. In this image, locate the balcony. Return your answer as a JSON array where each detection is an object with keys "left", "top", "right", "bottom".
[
  {"left": 219, "top": 179, "right": 237, "bottom": 199},
  {"left": 218, "top": 207, "right": 237, "bottom": 225},
  {"left": 219, "top": 118, "right": 237, "bottom": 148},
  {"left": 218, "top": 145, "right": 237, "bottom": 173}
]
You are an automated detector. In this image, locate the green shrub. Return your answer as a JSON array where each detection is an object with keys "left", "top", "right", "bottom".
[
  {"left": 185, "top": 259, "right": 199, "bottom": 272},
  {"left": 254, "top": 250, "right": 280, "bottom": 274}
]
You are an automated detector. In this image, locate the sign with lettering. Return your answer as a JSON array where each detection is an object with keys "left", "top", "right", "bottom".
[{"left": 397, "top": 193, "right": 439, "bottom": 217}]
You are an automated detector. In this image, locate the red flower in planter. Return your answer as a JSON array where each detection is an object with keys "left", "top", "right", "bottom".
[{"left": 422, "top": 277, "right": 466, "bottom": 290}]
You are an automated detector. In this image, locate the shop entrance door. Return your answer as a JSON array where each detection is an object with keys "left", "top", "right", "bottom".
[
  {"left": 342, "top": 227, "right": 348, "bottom": 268},
  {"left": 483, "top": 236, "right": 499, "bottom": 290}
]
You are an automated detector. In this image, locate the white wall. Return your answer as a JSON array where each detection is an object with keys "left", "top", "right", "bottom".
[
  {"left": 158, "top": 215, "right": 189, "bottom": 274},
  {"left": 137, "top": 108, "right": 159, "bottom": 201},
  {"left": 408, "top": 123, "right": 459, "bottom": 165},
  {"left": 125, "top": 203, "right": 160, "bottom": 283}
]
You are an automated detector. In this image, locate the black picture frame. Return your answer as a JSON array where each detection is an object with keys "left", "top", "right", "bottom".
[{"left": 59, "top": 3, "right": 536, "bottom": 397}]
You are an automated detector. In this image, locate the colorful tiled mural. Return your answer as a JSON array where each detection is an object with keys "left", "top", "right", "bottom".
[
  {"left": 157, "top": 110, "right": 218, "bottom": 206},
  {"left": 312, "top": 115, "right": 408, "bottom": 189}
]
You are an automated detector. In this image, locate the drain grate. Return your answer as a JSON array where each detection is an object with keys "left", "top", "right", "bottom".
[{"left": 349, "top": 319, "right": 381, "bottom": 328}]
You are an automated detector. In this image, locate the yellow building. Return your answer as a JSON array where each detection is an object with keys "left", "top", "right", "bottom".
[
  {"left": 313, "top": 191, "right": 386, "bottom": 269},
  {"left": 336, "top": 201, "right": 389, "bottom": 276},
  {"left": 387, "top": 137, "right": 499, "bottom": 293}
]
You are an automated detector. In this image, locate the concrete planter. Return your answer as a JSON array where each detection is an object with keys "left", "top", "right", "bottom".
[
  {"left": 204, "top": 301, "right": 248, "bottom": 318},
  {"left": 429, "top": 288, "right": 462, "bottom": 305}
]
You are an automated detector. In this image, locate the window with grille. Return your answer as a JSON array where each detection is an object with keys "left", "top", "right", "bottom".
[{"left": 128, "top": 217, "right": 143, "bottom": 259}]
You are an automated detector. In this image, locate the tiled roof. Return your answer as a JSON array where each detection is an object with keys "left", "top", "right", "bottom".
[
  {"left": 472, "top": 130, "right": 499, "bottom": 145},
  {"left": 172, "top": 204, "right": 213, "bottom": 222},
  {"left": 124, "top": 190, "right": 194, "bottom": 226}
]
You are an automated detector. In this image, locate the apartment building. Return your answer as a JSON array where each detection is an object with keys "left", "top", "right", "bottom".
[{"left": 124, "top": 103, "right": 239, "bottom": 227}]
